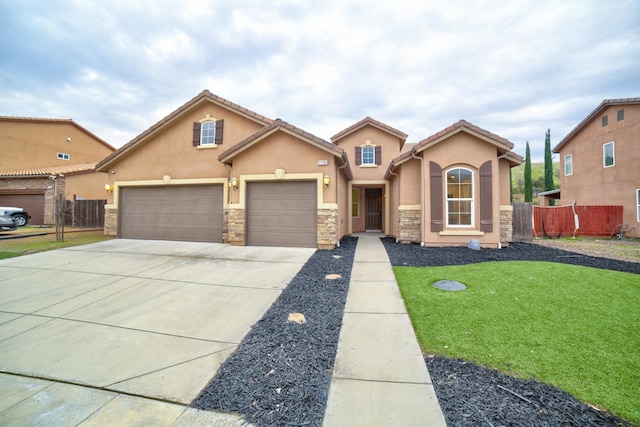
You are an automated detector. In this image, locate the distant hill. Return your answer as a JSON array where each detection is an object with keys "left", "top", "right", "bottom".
[{"left": 511, "top": 162, "right": 560, "bottom": 203}]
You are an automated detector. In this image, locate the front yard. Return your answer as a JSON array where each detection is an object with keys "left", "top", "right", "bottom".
[{"left": 395, "top": 261, "right": 639, "bottom": 424}]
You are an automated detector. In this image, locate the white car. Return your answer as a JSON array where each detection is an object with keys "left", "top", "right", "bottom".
[{"left": 0, "top": 207, "right": 31, "bottom": 227}]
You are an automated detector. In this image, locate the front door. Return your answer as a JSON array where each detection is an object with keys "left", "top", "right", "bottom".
[{"left": 365, "top": 188, "right": 382, "bottom": 230}]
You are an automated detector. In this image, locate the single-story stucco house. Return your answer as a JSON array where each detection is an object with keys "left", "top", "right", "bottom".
[{"left": 96, "top": 90, "right": 523, "bottom": 249}]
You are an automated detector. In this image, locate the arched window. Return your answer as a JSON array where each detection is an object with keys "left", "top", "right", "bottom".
[
  {"left": 446, "top": 168, "right": 473, "bottom": 226},
  {"left": 200, "top": 121, "right": 216, "bottom": 145}
]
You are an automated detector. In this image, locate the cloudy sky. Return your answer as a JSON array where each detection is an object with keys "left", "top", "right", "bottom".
[{"left": 1, "top": 0, "right": 638, "bottom": 161}]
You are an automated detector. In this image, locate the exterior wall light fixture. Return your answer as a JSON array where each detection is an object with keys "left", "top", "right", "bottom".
[
  {"left": 105, "top": 183, "right": 113, "bottom": 193},
  {"left": 323, "top": 175, "right": 330, "bottom": 188},
  {"left": 230, "top": 177, "right": 238, "bottom": 190}
]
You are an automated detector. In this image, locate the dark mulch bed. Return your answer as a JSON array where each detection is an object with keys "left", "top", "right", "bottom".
[
  {"left": 192, "top": 236, "right": 357, "bottom": 426},
  {"left": 381, "top": 238, "right": 640, "bottom": 275},
  {"left": 382, "top": 238, "right": 637, "bottom": 426}
]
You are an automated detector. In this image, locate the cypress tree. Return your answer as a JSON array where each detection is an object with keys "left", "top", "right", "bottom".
[
  {"left": 524, "top": 142, "right": 533, "bottom": 203},
  {"left": 544, "top": 129, "right": 555, "bottom": 205}
]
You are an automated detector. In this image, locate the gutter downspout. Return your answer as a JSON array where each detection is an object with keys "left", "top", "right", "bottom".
[
  {"left": 411, "top": 150, "right": 425, "bottom": 246},
  {"left": 335, "top": 161, "right": 348, "bottom": 248},
  {"left": 224, "top": 164, "right": 233, "bottom": 204},
  {"left": 387, "top": 164, "right": 400, "bottom": 243}
]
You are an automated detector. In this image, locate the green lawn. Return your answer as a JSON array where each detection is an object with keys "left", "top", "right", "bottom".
[
  {"left": 394, "top": 261, "right": 640, "bottom": 424},
  {"left": 0, "top": 230, "right": 112, "bottom": 259}
]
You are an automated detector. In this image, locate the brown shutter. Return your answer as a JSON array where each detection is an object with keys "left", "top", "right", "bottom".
[
  {"left": 429, "top": 161, "right": 443, "bottom": 232},
  {"left": 215, "top": 119, "right": 224, "bottom": 144},
  {"left": 192, "top": 122, "right": 201, "bottom": 146},
  {"left": 479, "top": 160, "right": 493, "bottom": 232},
  {"left": 375, "top": 145, "right": 382, "bottom": 165},
  {"left": 355, "top": 147, "right": 362, "bottom": 165}
]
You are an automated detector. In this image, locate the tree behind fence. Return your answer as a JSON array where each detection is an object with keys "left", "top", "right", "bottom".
[
  {"left": 64, "top": 199, "right": 106, "bottom": 228},
  {"left": 533, "top": 205, "right": 623, "bottom": 238}
]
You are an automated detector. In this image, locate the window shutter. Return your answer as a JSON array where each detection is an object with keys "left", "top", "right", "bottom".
[
  {"left": 192, "top": 122, "right": 201, "bottom": 146},
  {"left": 355, "top": 147, "right": 362, "bottom": 165},
  {"left": 215, "top": 119, "right": 224, "bottom": 144},
  {"left": 375, "top": 146, "right": 382, "bottom": 165},
  {"left": 429, "top": 161, "right": 443, "bottom": 232},
  {"left": 479, "top": 160, "right": 493, "bottom": 232}
]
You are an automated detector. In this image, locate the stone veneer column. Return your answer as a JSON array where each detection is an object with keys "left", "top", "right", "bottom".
[
  {"left": 500, "top": 205, "right": 513, "bottom": 245},
  {"left": 398, "top": 208, "right": 421, "bottom": 243},
  {"left": 317, "top": 208, "right": 337, "bottom": 249},
  {"left": 227, "top": 208, "right": 245, "bottom": 245},
  {"left": 104, "top": 206, "right": 118, "bottom": 236}
]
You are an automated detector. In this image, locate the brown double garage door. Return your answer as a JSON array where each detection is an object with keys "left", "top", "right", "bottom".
[{"left": 119, "top": 182, "right": 317, "bottom": 247}]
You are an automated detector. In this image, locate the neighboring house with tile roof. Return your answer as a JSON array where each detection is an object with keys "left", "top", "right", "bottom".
[
  {"left": 95, "top": 90, "right": 522, "bottom": 248},
  {"left": 0, "top": 117, "right": 115, "bottom": 224},
  {"left": 552, "top": 98, "right": 640, "bottom": 238}
]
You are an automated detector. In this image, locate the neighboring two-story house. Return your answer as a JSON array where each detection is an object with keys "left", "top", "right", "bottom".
[
  {"left": 553, "top": 98, "right": 640, "bottom": 238},
  {"left": 0, "top": 117, "right": 115, "bottom": 224},
  {"left": 96, "top": 90, "right": 523, "bottom": 249}
]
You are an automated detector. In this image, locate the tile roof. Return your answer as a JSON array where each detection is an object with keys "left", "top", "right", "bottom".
[
  {"left": 330, "top": 117, "right": 408, "bottom": 142},
  {"left": 0, "top": 116, "right": 115, "bottom": 151},
  {"left": 0, "top": 163, "right": 97, "bottom": 177},
  {"left": 96, "top": 90, "right": 273, "bottom": 171},
  {"left": 553, "top": 97, "right": 640, "bottom": 152},
  {"left": 414, "top": 120, "right": 515, "bottom": 152}
]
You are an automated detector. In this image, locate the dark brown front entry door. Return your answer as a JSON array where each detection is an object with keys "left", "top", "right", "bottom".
[{"left": 365, "top": 188, "right": 382, "bottom": 230}]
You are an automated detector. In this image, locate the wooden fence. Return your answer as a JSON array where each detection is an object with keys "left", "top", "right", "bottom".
[
  {"left": 512, "top": 203, "right": 533, "bottom": 242},
  {"left": 532, "top": 205, "right": 623, "bottom": 238},
  {"left": 64, "top": 199, "right": 106, "bottom": 228}
]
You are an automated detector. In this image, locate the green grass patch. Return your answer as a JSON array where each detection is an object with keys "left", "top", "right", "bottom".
[
  {"left": 395, "top": 261, "right": 640, "bottom": 424},
  {"left": 0, "top": 231, "right": 112, "bottom": 259}
]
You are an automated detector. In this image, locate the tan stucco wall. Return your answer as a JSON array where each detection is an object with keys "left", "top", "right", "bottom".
[
  {"left": 66, "top": 172, "right": 110, "bottom": 201},
  {"left": 334, "top": 126, "right": 403, "bottom": 181},
  {"left": 557, "top": 104, "right": 640, "bottom": 237},
  {"left": 421, "top": 132, "right": 503, "bottom": 247},
  {"left": 0, "top": 121, "right": 113, "bottom": 172}
]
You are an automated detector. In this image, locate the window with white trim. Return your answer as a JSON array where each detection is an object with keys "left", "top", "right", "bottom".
[
  {"left": 200, "top": 121, "right": 216, "bottom": 145},
  {"left": 57, "top": 152, "right": 70, "bottom": 160},
  {"left": 564, "top": 154, "right": 572, "bottom": 176},
  {"left": 603, "top": 142, "right": 615, "bottom": 167},
  {"left": 446, "top": 167, "right": 473, "bottom": 227},
  {"left": 362, "top": 146, "right": 375, "bottom": 165}
]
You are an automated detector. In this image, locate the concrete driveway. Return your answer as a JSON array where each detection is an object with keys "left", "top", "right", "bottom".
[{"left": 0, "top": 239, "right": 314, "bottom": 410}]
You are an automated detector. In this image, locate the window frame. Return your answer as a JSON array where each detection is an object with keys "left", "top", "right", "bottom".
[
  {"left": 603, "top": 141, "right": 615, "bottom": 168},
  {"left": 445, "top": 167, "right": 474, "bottom": 228},
  {"left": 617, "top": 108, "right": 624, "bottom": 122},
  {"left": 564, "top": 154, "right": 573, "bottom": 176},
  {"left": 601, "top": 115, "right": 608, "bottom": 127},
  {"left": 57, "top": 152, "right": 70, "bottom": 160},
  {"left": 361, "top": 145, "right": 375, "bottom": 165},
  {"left": 352, "top": 188, "right": 360, "bottom": 218},
  {"left": 200, "top": 121, "right": 216, "bottom": 145}
]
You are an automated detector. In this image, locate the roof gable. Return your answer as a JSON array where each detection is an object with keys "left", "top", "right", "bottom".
[
  {"left": 0, "top": 116, "right": 115, "bottom": 152},
  {"left": 219, "top": 119, "right": 353, "bottom": 179},
  {"left": 96, "top": 90, "right": 273, "bottom": 171},
  {"left": 330, "top": 117, "right": 408, "bottom": 144},
  {"left": 553, "top": 97, "right": 640, "bottom": 152},
  {"left": 414, "top": 120, "right": 515, "bottom": 154}
]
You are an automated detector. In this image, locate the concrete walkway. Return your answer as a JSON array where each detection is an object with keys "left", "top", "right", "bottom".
[{"left": 323, "top": 233, "right": 447, "bottom": 426}]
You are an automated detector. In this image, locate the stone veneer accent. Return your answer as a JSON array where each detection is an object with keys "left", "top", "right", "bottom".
[
  {"left": 317, "top": 208, "right": 338, "bottom": 249},
  {"left": 227, "top": 208, "right": 245, "bottom": 245},
  {"left": 397, "top": 208, "right": 421, "bottom": 243},
  {"left": 500, "top": 205, "right": 513, "bottom": 244},
  {"left": 104, "top": 206, "right": 118, "bottom": 236}
]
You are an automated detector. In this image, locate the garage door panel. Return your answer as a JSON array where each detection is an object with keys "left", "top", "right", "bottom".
[
  {"left": 0, "top": 193, "right": 45, "bottom": 225},
  {"left": 247, "top": 182, "right": 317, "bottom": 248},
  {"left": 120, "top": 185, "right": 223, "bottom": 243}
]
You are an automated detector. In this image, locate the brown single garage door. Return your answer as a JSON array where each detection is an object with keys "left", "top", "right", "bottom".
[
  {"left": 246, "top": 181, "right": 317, "bottom": 248},
  {"left": 0, "top": 192, "right": 46, "bottom": 225},
  {"left": 119, "top": 185, "right": 223, "bottom": 242}
]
